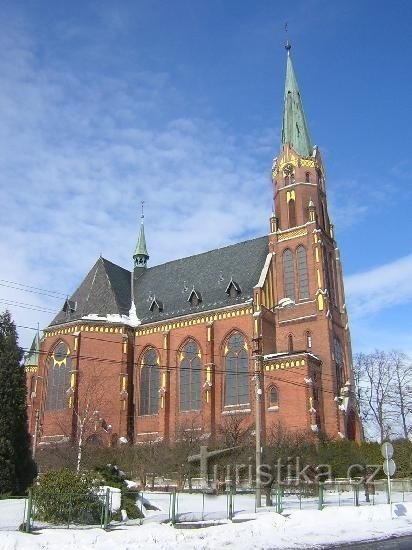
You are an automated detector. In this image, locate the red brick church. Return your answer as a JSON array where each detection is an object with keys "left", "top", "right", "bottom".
[{"left": 25, "top": 45, "right": 361, "bottom": 450}]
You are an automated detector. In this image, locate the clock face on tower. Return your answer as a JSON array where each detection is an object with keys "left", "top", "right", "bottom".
[{"left": 283, "top": 163, "right": 294, "bottom": 177}]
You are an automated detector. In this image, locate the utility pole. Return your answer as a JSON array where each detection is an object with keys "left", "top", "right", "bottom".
[
  {"left": 32, "top": 409, "right": 40, "bottom": 459},
  {"left": 253, "top": 315, "right": 263, "bottom": 509}
]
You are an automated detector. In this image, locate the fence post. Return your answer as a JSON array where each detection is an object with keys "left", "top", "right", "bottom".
[
  {"left": 171, "top": 490, "right": 177, "bottom": 525},
  {"left": 318, "top": 483, "right": 324, "bottom": 510},
  {"left": 228, "top": 489, "right": 234, "bottom": 521},
  {"left": 25, "top": 489, "right": 33, "bottom": 533},
  {"left": 278, "top": 485, "right": 283, "bottom": 513},
  {"left": 202, "top": 492, "right": 205, "bottom": 521},
  {"left": 354, "top": 484, "right": 359, "bottom": 507},
  {"left": 103, "top": 488, "right": 110, "bottom": 530}
]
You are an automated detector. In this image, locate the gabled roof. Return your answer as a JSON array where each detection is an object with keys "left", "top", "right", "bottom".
[
  {"left": 50, "top": 257, "right": 131, "bottom": 326},
  {"left": 49, "top": 235, "right": 268, "bottom": 327},
  {"left": 133, "top": 235, "right": 268, "bottom": 323}
]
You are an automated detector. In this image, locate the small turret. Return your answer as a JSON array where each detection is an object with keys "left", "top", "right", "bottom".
[
  {"left": 24, "top": 326, "right": 41, "bottom": 369},
  {"left": 133, "top": 203, "right": 149, "bottom": 269}
]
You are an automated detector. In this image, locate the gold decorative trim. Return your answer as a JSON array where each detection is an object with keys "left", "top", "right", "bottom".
[
  {"left": 265, "top": 359, "right": 306, "bottom": 371},
  {"left": 25, "top": 366, "right": 38, "bottom": 373},
  {"left": 45, "top": 324, "right": 124, "bottom": 338},
  {"left": 278, "top": 226, "right": 308, "bottom": 242},
  {"left": 136, "top": 306, "right": 253, "bottom": 337}
]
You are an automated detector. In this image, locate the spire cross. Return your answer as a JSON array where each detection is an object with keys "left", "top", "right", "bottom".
[
  {"left": 141, "top": 201, "right": 145, "bottom": 221},
  {"left": 284, "top": 21, "right": 291, "bottom": 54}
]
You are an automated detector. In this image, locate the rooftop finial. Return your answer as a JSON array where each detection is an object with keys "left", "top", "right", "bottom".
[
  {"left": 141, "top": 200, "right": 145, "bottom": 221},
  {"left": 284, "top": 22, "right": 291, "bottom": 54}
]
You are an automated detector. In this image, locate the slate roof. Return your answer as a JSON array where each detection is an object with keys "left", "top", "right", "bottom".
[{"left": 49, "top": 236, "right": 268, "bottom": 327}]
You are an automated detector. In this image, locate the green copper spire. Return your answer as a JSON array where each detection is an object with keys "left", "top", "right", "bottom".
[
  {"left": 133, "top": 203, "right": 149, "bottom": 269},
  {"left": 281, "top": 43, "right": 313, "bottom": 157}
]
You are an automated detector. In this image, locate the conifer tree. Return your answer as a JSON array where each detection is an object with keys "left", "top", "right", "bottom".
[{"left": 0, "top": 310, "right": 37, "bottom": 494}]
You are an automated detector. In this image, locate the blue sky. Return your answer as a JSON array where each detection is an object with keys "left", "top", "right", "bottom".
[{"left": 0, "top": 0, "right": 411, "bottom": 354}]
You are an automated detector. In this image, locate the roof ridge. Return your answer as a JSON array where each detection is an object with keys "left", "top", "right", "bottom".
[
  {"left": 101, "top": 258, "right": 125, "bottom": 314},
  {"left": 101, "top": 257, "right": 131, "bottom": 274},
  {"left": 148, "top": 234, "right": 267, "bottom": 271}
]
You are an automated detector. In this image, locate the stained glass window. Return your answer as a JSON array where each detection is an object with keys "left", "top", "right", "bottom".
[
  {"left": 180, "top": 340, "right": 201, "bottom": 411},
  {"left": 283, "top": 249, "right": 295, "bottom": 301},
  {"left": 139, "top": 348, "right": 159, "bottom": 416},
  {"left": 297, "top": 246, "right": 309, "bottom": 300},
  {"left": 224, "top": 332, "right": 249, "bottom": 406},
  {"left": 269, "top": 386, "right": 279, "bottom": 407},
  {"left": 333, "top": 336, "right": 344, "bottom": 391},
  {"left": 45, "top": 341, "right": 71, "bottom": 411}
]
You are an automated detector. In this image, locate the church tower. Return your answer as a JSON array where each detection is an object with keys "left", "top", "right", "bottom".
[{"left": 267, "top": 43, "right": 360, "bottom": 440}]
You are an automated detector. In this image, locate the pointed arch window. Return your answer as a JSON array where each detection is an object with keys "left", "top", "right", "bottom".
[
  {"left": 268, "top": 386, "right": 279, "bottom": 408},
  {"left": 288, "top": 334, "right": 294, "bottom": 353},
  {"left": 139, "top": 348, "right": 160, "bottom": 416},
  {"left": 333, "top": 336, "right": 344, "bottom": 392},
  {"left": 329, "top": 253, "right": 336, "bottom": 305},
  {"left": 179, "top": 340, "right": 201, "bottom": 411},
  {"left": 45, "top": 341, "right": 72, "bottom": 411},
  {"left": 297, "top": 245, "right": 309, "bottom": 300},
  {"left": 224, "top": 332, "right": 249, "bottom": 406},
  {"left": 283, "top": 249, "right": 295, "bottom": 301},
  {"left": 288, "top": 198, "right": 297, "bottom": 227}
]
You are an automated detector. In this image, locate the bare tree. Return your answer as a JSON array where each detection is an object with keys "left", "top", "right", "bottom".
[
  {"left": 217, "top": 414, "right": 253, "bottom": 448},
  {"left": 69, "top": 365, "right": 114, "bottom": 472},
  {"left": 354, "top": 351, "right": 396, "bottom": 442},
  {"left": 388, "top": 351, "right": 412, "bottom": 439},
  {"left": 170, "top": 415, "right": 204, "bottom": 490}
]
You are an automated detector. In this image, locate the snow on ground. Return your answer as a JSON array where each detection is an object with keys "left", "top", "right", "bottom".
[{"left": 2, "top": 494, "right": 412, "bottom": 549}]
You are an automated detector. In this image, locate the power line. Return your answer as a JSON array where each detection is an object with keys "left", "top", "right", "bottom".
[
  {"left": 0, "top": 282, "right": 64, "bottom": 300},
  {"left": 17, "top": 324, "right": 341, "bottom": 386},
  {"left": 0, "top": 278, "right": 67, "bottom": 298},
  {"left": 21, "top": 345, "right": 339, "bottom": 397},
  {"left": 0, "top": 299, "right": 56, "bottom": 314}
]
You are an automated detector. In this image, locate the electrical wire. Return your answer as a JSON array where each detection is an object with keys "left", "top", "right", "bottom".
[
  {"left": 0, "top": 299, "right": 56, "bottom": 314},
  {"left": 0, "top": 278, "right": 67, "bottom": 298},
  {"left": 21, "top": 345, "right": 340, "bottom": 397},
  {"left": 17, "top": 324, "right": 342, "bottom": 387}
]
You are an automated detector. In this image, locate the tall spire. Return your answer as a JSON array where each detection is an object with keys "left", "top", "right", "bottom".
[
  {"left": 281, "top": 43, "right": 313, "bottom": 157},
  {"left": 133, "top": 202, "right": 149, "bottom": 269}
]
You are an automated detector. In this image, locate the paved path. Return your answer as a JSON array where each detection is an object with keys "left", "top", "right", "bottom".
[{"left": 324, "top": 533, "right": 412, "bottom": 549}]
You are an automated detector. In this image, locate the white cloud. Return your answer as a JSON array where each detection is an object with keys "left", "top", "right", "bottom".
[
  {"left": 0, "top": 20, "right": 274, "bottom": 349},
  {"left": 345, "top": 253, "right": 412, "bottom": 318}
]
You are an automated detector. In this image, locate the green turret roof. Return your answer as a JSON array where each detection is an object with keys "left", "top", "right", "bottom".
[
  {"left": 133, "top": 216, "right": 149, "bottom": 268},
  {"left": 24, "top": 328, "right": 41, "bottom": 368},
  {"left": 281, "top": 45, "right": 313, "bottom": 157}
]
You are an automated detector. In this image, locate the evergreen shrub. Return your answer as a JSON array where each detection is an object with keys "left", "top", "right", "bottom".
[{"left": 34, "top": 469, "right": 102, "bottom": 524}]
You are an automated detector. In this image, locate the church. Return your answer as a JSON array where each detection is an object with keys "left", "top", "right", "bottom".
[{"left": 25, "top": 45, "right": 361, "bottom": 450}]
